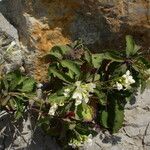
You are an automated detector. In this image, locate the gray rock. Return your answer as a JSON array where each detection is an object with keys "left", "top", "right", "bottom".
[
  {"left": 0, "top": 13, "right": 19, "bottom": 43},
  {"left": 0, "top": 12, "right": 24, "bottom": 74},
  {"left": 83, "top": 89, "right": 150, "bottom": 150},
  {"left": 0, "top": 0, "right": 150, "bottom": 150}
]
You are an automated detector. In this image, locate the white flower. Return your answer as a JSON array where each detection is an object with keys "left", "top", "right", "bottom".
[
  {"left": 72, "top": 91, "right": 83, "bottom": 100},
  {"left": 122, "top": 70, "right": 135, "bottom": 89},
  {"left": 82, "top": 92, "right": 90, "bottom": 103},
  {"left": 48, "top": 103, "right": 58, "bottom": 116},
  {"left": 72, "top": 81, "right": 96, "bottom": 106},
  {"left": 64, "top": 88, "right": 70, "bottom": 97},
  {"left": 85, "top": 134, "right": 93, "bottom": 146},
  {"left": 75, "top": 98, "right": 82, "bottom": 106},
  {"left": 86, "top": 83, "right": 96, "bottom": 93},
  {"left": 116, "top": 82, "right": 123, "bottom": 90},
  {"left": 75, "top": 81, "right": 81, "bottom": 87},
  {"left": 115, "top": 70, "right": 135, "bottom": 90},
  {"left": 123, "top": 70, "right": 135, "bottom": 84}
]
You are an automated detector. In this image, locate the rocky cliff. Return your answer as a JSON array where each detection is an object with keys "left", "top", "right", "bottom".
[
  {"left": 0, "top": 0, "right": 150, "bottom": 150},
  {"left": 0, "top": 0, "right": 149, "bottom": 81}
]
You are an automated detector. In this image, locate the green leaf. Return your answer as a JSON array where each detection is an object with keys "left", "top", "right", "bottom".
[
  {"left": 67, "top": 69, "right": 74, "bottom": 79},
  {"left": 76, "top": 104, "right": 93, "bottom": 122},
  {"left": 99, "top": 98, "right": 125, "bottom": 133},
  {"left": 108, "top": 100, "right": 125, "bottom": 133},
  {"left": 49, "top": 67, "right": 74, "bottom": 83},
  {"left": 50, "top": 45, "right": 71, "bottom": 59},
  {"left": 9, "top": 72, "right": 22, "bottom": 90},
  {"left": 20, "top": 78, "right": 35, "bottom": 93},
  {"left": 50, "top": 51, "right": 63, "bottom": 59},
  {"left": 103, "top": 52, "right": 124, "bottom": 62},
  {"left": 84, "top": 49, "right": 92, "bottom": 64},
  {"left": 48, "top": 94, "right": 67, "bottom": 105},
  {"left": 94, "top": 89, "right": 107, "bottom": 105},
  {"left": 126, "top": 35, "right": 140, "bottom": 57},
  {"left": 9, "top": 97, "right": 16, "bottom": 110},
  {"left": 93, "top": 74, "right": 100, "bottom": 81},
  {"left": 100, "top": 110, "right": 109, "bottom": 128},
  {"left": 60, "top": 60, "right": 81, "bottom": 75},
  {"left": 111, "top": 104, "right": 124, "bottom": 133},
  {"left": 113, "top": 64, "right": 127, "bottom": 76},
  {"left": 15, "top": 111, "right": 23, "bottom": 120},
  {"left": 92, "top": 54, "right": 103, "bottom": 68}
]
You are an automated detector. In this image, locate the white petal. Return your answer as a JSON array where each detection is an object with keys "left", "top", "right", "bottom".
[
  {"left": 75, "top": 81, "right": 81, "bottom": 87},
  {"left": 128, "top": 76, "right": 135, "bottom": 84},
  {"left": 52, "top": 103, "right": 58, "bottom": 109},
  {"left": 64, "top": 93, "right": 68, "bottom": 97},
  {"left": 64, "top": 88, "right": 71, "bottom": 97},
  {"left": 64, "top": 88, "right": 70, "bottom": 93},
  {"left": 84, "top": 97, "right": 89, "bottom": 103},
  {"left": 87, "top": 83, "right": 96, "bottom": 93},
  {"left": 116, "top": 82, "right": 123, "bottom": 90},
  {"left": 82, "top": 92, "right": 89, "bottom": 103},
  {"left": 72, "top": 91, "right": 82, "bottom": 100},
  {"left": 85, "top": 134, "right": 93, "bottom": 146},
  {"left": 48, "top": 104, "right": 58, "bottom": 115},
  {"left": 126, "top": 70, "right": 130, "bottom": 76},
  {"left": 75, "top": 98, "right": 82, "bottom": 106}
]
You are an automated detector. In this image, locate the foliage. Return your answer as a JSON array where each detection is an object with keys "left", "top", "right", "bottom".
[
  {"left": 0, "top": 71, "right": 36, "bottom": 119},
  {"left": 0, "top": 36, "right": 150, "bottom": 149}
]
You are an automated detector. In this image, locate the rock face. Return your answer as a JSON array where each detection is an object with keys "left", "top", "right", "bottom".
[
  {"left": 0, "top": 13, "right": 24, "bottom": 75},
  {"left": 0, "top": 13, "right": 19, "bottom": 43},
  {"left": 0, "top": 0, "right": 150, "bottom": 150},
  {"left": 0, "top": 0, "right": 149, "bottom": 81},
  {"left": 83, "top": 89, "right": 150, "bottom": 150}
]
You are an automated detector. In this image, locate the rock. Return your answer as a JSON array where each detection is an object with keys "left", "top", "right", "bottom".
[
  {"left": 0, "top": 29, "right": 24, "bottom": 74},
  {"left": 126, "top": 89, "right": 150, "bottom": 109},
  {"left": 0, "top": 0, "right": 149, "bottom": 81},
  {"left": 0, "top": 13, "right": 24, "bottom": 74},
  {"left": 83, "top": 89, "right": 150, "bottom": 150},
  {"left": 0, "top": 13, "right": 19, "bottom": 43},
  {"left": 0, "top": 110, "right": 61, "bottom": 150},
  {"left": 0, "top": 1, "right": 150, "bottom": 150}
]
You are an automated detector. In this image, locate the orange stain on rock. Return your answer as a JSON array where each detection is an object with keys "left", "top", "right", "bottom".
[
  {"left": 32, "top": 23, "right": 71, "bottom": 81},
  {"left": 30, "top": 0, "right": 81, "bottom": 81}
]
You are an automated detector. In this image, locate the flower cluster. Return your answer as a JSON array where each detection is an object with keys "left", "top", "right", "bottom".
[
  {"left": 69, "top": 134, "right": 92, "bottom": 148},
  {"left": 71, "top": 81, "right": 96, "bottom": 106},
  {"left": 115, "top": 70, "right": 135, "bottom": 90},
  {"left": 48, "top": 103, "right": 58, "bottom": 116}
]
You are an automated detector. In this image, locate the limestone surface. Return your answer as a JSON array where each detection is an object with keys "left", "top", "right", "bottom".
[{"left": 0, "top": 1, "right": 150, "bottom": 150}]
